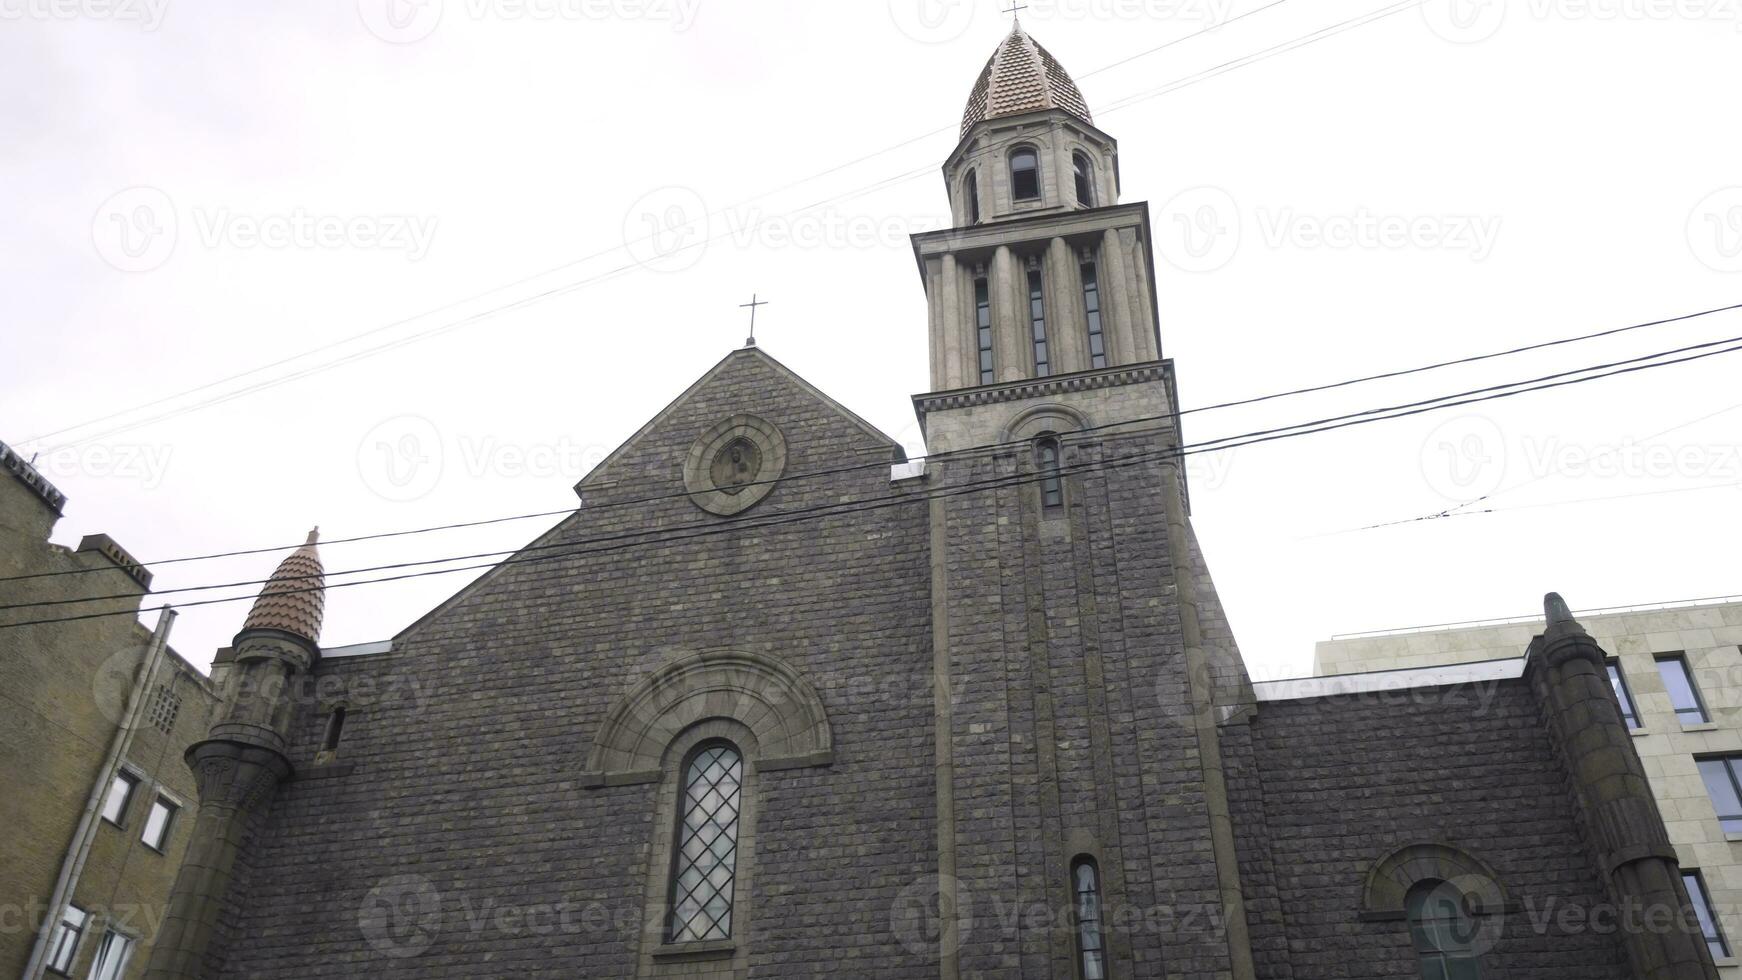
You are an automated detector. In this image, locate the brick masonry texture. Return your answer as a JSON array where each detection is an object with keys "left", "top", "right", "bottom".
[
  {"left": 1230, "top": 679, "right": 1635, "bottom": 979},
  {"left": 190, "top": 347, "right": 1695, "bottom": 979},
  {"left": 210, "top": 350, "right": 940, "bottom": 978}
]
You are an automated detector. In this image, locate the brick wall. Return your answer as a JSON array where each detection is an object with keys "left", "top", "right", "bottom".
[
  {"left": 1231, "top": 679, "right": 1635, "bottom": 979},
  {"left": 212, "top": 351, "right": 939, "bottom": 978}
]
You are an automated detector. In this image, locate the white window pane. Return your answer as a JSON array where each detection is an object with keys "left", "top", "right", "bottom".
[
  {"left": 89, "top": 932, "right": 133, "bottom": 980},
  {"left": 142, "top": 799, "right": 175, "bottom": 849},
  {"left": 100, "top": 773, "right": 135, "bottom": 824}
]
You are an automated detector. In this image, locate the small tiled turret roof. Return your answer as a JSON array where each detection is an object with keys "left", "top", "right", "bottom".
[
  {"left": 960, "top": 23, "right": 1094, "bottom": 138},
  {"left": 241, "top": 527, "right": 324, "bottom": 644}
]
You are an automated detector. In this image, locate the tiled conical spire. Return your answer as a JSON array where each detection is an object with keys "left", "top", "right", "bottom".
[
  {"left": 960, "top": 22, "right": 1094, "bottom": 138},
  {"left": 241, "top": 527, "right": 324, "bottom": 643}
]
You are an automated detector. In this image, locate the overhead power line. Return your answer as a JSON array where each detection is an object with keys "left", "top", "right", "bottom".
[
  {"left": 22, "top": 0, "right": 1415, "bottom": 454},
  {"left": 6, "top": 327, "right": 1741, "bottom": 625},
  {"left": 6, "top": 299, "right": 1736, "bottom": 587}
]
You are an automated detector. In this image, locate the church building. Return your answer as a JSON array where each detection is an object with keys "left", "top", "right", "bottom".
[{"left": 127, "top": 24, "right": 1720, "bottom": 980}]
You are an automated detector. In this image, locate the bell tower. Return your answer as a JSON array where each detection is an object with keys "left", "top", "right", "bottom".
[
  {"left": 913, "top": 24, "right": 1257, "bottom": 980},
  {"left": 914, "top": 20, "right": 1164, "bottom": 453}
]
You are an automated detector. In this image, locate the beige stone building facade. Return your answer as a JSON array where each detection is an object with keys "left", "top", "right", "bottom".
[
  {"left": 0, "top": 440, "right": 226, "bottom": 980},
  {"left": 1316, "top": 596, "right": 1742, "bottom": 975}
]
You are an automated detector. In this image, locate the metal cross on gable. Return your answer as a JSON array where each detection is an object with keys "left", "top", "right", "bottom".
[{"left": 740, "top": 293, "right": 769, "bottom": 347}]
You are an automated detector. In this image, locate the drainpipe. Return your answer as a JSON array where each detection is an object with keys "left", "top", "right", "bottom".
[{"left": 21, "top": 606, "right": 176, "bottom": 980}]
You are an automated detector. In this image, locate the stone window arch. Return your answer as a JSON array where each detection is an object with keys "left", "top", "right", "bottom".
[
  {"left": 581, "top": 649, "right": 832, "bottom": 788},
  {"left": 1361, "top": 842, "right": 1509, "bottom": 975},
  {"left": 1361, "top": 843, "right": 1508, "bottom": 917}
]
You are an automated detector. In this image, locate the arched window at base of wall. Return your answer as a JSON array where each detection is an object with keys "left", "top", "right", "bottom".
[{"left": 1071, "top": 856, "right": 1107, "bottom": 979}]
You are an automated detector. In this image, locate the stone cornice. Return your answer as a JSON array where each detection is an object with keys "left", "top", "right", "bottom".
[{"left": 912, "top": 361, "right": 1173, "bottom": 421}]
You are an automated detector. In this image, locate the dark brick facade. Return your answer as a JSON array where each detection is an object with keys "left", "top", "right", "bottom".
[
  {"left": 180, "top": 349, "right": 1713, "bottom": 980},
  {"left": 1228, "top": 680, "right": 1635, "bottom": 979}
]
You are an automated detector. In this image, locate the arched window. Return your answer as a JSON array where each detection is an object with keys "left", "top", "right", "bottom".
[
  {"left": 1073, "top": 152, "right": 1095, "bottom": 207},
  {"left": 1037, "top": 436, "right": 1063, "bottom": 509},
  {"left": 1010, "top": 146, "right": 1040, "bottom": 202},
  {"left": 1406, "top": 880, "right": 1481, "bottom": 980},
  {"left": 964, "top": 168, "right": 981, "bottom": 224},
  {"left": 668, "top": 742, "right": 743, "bottom": 943},
  {"left": 1071, "top": 857, "right": 1106, "bottom": 978}
]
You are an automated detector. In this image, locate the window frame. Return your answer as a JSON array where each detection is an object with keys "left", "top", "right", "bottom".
[
  {"left": 99, "top": 770, "right": 139, "bottom": 828},
  {"left": 1697, "top": 755, "right": 1742, "bottom": 834},
  {"left": 1080, "top": 256, "right": 1106, "bottom": 369},
  {"left": 963, "top": 168, "right": 980, "bottom": 225},
  {"left": 1070, "top": 855, "right": 1107, "bottom": 979},
  {"left": 1072, "top": 151, "right": 1095, "bottom": 207},
  {"left": 46, "top": 904, "right": 87, "bottom": 976},
  {"left": 665, "top": 739, "right": 745, "bottom": 945},
  {"left": 1036, "top": 436, "right": 1064, "bottom": 510},
  {"left": 87, "top": 929, "right": 135, "bottom": 980},
  {"left": 1405, "top": 878, "right": 1482, "bottom": 979},
  {"left": 1607, "top": 659, "right": 1642, "bottom": 730},
  {"left": 1656, "top": 653, "right": 1711, "bottom": 725},
  {"left": 140, "top": 795, "right": 179, "bottom": 853},
  {"left": 1683, "top": 869, "right": 1731, "bottom": 961},
  {"left": 1009, "top": 145, "right": 1041, "bottom": 202},
  {"left": 975, "top": 275, "right": 994, "bottom": 384},
  {"left": 1026, "top": 262, "right": 1050, "bottom": 377}
]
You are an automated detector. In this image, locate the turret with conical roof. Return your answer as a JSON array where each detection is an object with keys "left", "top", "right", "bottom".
[{"left": 144, "top": 529, "right": 327, "bottom": 980}]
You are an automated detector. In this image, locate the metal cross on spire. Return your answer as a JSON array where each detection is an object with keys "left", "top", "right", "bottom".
[
  {"left": 740, "top": 293, "right": 769, "bottom": 347},
  {"left": 1002, "top": 0, "right": 1027, "bottom": 23}
]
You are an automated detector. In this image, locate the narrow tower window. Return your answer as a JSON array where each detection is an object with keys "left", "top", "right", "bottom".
[
  {"left": 975, "top": 276, "right": 994, "bottom": 384},
  {"left": 1406, "top": 880, "right": 1481, "bottom": 980},
  {"left": 1071, "top": 857, "right": 1107, "bottom": 978},
  {"left": 1073, "top": 151, "right": 1095, "bottom": 207},
  {"left": 964, "top": 168, "right": 980, "bottom": 225},
  {"left": 1027, "top": 263, "right": 1050, "bottom": 377},
  {"left": 1010, "top": 147, "right": 1040, "bottom": 201},
  {"left": 1037, "top": 436, "right": 1063, "bottom": 509},
  {"left": 668, "top": 742, "right": 743, "bottom": 943},
  {"left": 1080, "top": 256, "right": 1106, "bottom": 369},
  {"left": 317, "top": 705, "right": 347, "bottom": 762}
]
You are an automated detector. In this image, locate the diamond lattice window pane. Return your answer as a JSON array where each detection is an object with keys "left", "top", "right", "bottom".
[{"left": 668, "top": 745, "right": 743, "bottom": 943}]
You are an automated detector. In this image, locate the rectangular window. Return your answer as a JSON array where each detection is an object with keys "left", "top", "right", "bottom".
[
  {"left": 88, "top": 931, "right": 134, "bottom": 980},
  {"left": 1607, "top": 661, "right": 1641, "bottom": 730},
  {"left": 46, "top": 905, "right": 86, "bottom": 975},
  {"left": 1027, "top": 266, "right": 1050, "bottom": 377},
  {"left": 975, "top": 277, "right": 994, "bottom": 384},
  {"left": 141, "top": 796, "right": 178, "bottom": 851},
  {"left": 1698, "top": 756, "right": 1742, "bottom": 834},
  {"left": 100, "top": 771, "right": 138, "bottom": 826},
  {"left": 1683, "top": 870, "right": 1731, "bottom": 961},
  {"left": 1657, "top": 654, "right": 1709, "bottom": 725},
  {"left": 1080, "top": 260, "right": 1106, "bottom": 369}
]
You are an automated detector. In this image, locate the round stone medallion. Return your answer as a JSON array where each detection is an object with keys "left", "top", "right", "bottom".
[{"left": 683, "top": 414, "right": 787, "bottom": 516}]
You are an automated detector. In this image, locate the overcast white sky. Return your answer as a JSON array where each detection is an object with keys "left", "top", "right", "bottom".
[{"left": 3, "top": 0, "right": 1740, "bottom": 680}]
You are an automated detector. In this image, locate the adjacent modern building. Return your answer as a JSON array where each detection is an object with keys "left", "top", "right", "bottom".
[
  {"left": 5, "top": 23, "right": 1731, "bottom": 980},
  {"left": 1317, "top": 596, "right": 1742, "bottom": 977},
  {"left": 0, "top": 441, "right": 227, "bottom": 980}
]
